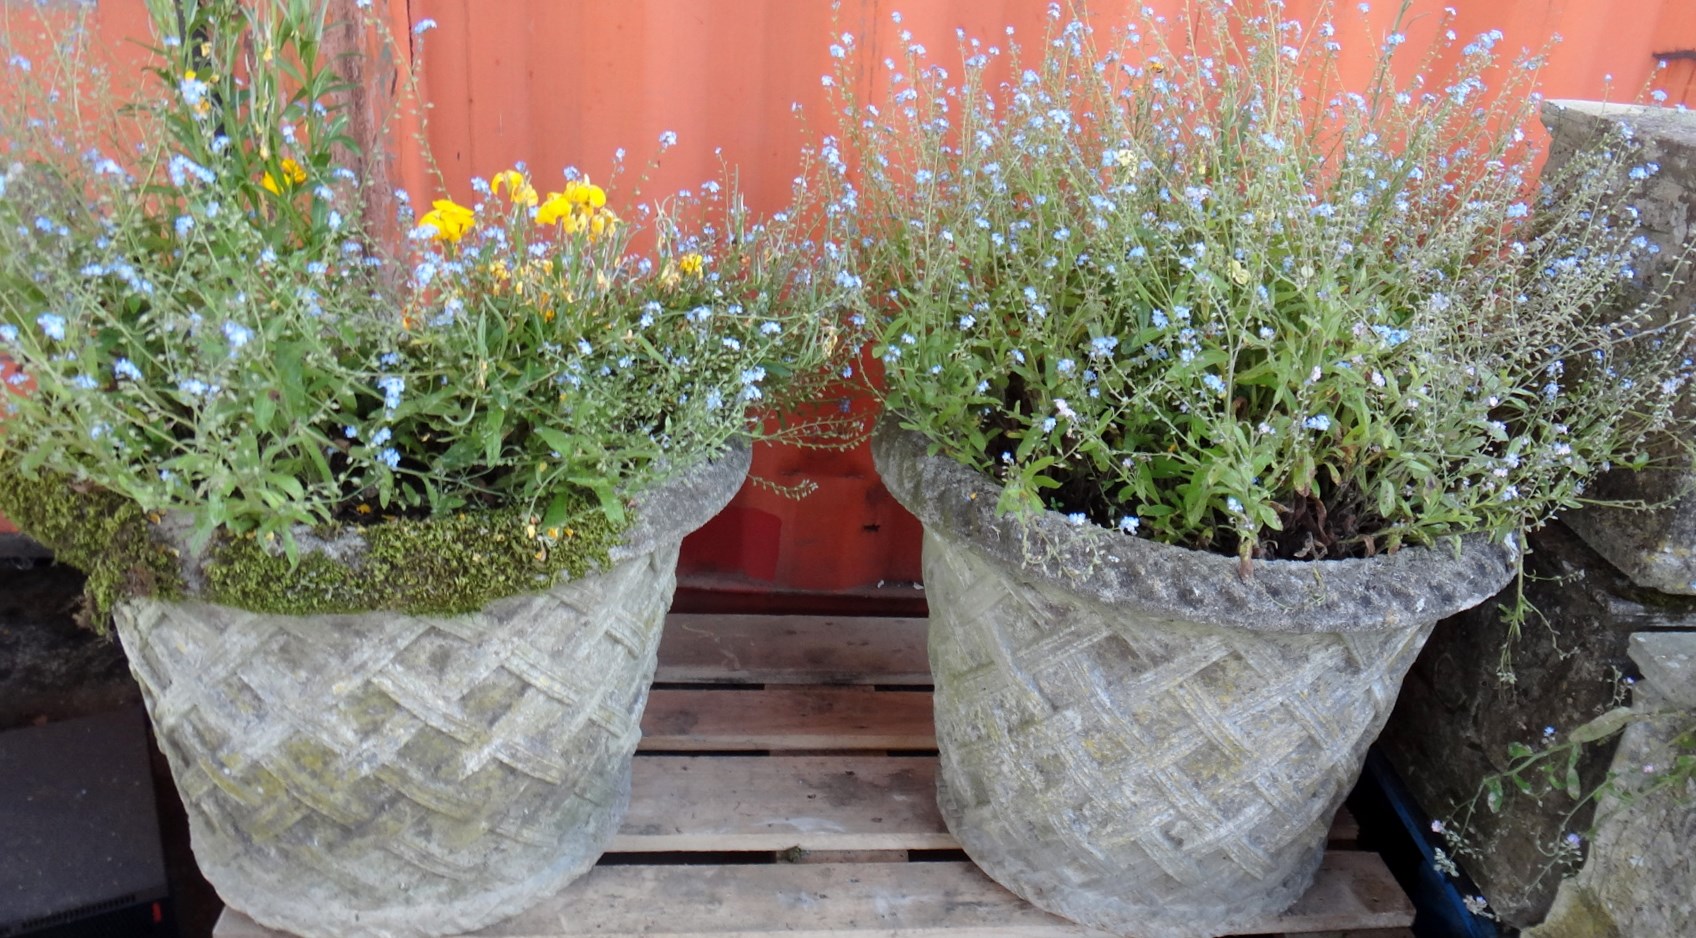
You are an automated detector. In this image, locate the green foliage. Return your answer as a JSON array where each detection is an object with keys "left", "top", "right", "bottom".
[
  {"left": 1, "top": 0, "right": 389, "bottom": 553},
  {"left": 381, "top": 153, "right": 862, "bottom": 533},
  {"left": 1436, "top": 696, "right": 1696, "bottom": 899},
  {"left": 0, "top": 0, "right": 862, "bottom": 615},
  {"left": 838, "top": 0, "right": 1696, "bottom": 561}
]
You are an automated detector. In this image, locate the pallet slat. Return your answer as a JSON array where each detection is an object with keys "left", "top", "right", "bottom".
[
  {"left": 219, "top": 854, "right": 1412, "bottom": 937},
  {"left": 640, "top": 687, "right": 935, "bottom": 751},
  {"left": 612, "top": 755, "right": 954, "bottom": 853},
  {"left": 217, "top": 854, "right": 1402, "bottom": 937},
  {"left": 657, "top": 614, "right": 931, "bottom": 685},
  {"left": 613, "top": 754, "right": 1365, "bottom": 856},
  {"left": 481, "top": 855, "right": 1409, "bottom": 937}
]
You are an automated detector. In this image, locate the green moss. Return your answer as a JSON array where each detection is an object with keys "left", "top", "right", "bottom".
[
  {"left": 200, "top": 497, "right": 624, "bottom": 616},
  {"left": 0, "top": 458, "right": 628, "bottom": 621},
  {"left": 0, "top": 459, "right": 184, "bottom": 631}
]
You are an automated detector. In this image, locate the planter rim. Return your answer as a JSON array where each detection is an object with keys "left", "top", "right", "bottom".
[
  {"left": 872, "top": 420, "right": 1516, "bottom": 634},
  {"left": 160, "top": 439, "right": 752, "bottom": 595}
]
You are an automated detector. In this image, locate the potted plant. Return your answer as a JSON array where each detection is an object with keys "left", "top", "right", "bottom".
[
  {"left": 834, "top": 2, "right": 1695, "bottom": 936},
  {"left": 0, "top": 2, "right": 859, "bottom": 935}
]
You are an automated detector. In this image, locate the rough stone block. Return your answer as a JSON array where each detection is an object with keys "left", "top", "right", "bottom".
[
  {"left": 1377, "top": 521, "right": 1696, "bottom": 928},
  {"left": 1542, "top": 101, "right": 1696, "bottom": 596},
  {"left": 1527, "top": 632, "right": 1696, "bottom": 938}
]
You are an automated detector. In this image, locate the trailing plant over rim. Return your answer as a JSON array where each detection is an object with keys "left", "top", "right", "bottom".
[
  {"left": 0, "top": 0, "right": 863, "bottom": 614},
  {"left": 837, "top": 0, "right": 1695, "bottom": 567}
]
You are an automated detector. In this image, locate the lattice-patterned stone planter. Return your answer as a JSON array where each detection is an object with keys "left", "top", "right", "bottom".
[
  {"left": 873, "top": 425, "right": 1514, "bottom": 938},
  {"left": 115, "top": 446, "right": 749, "bottom": 938}
]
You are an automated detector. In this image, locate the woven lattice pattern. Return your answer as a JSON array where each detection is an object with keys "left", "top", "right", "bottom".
[
  {"left": 925, "top": 530, "right": 1435, "bottom": 938},
  {"left": 116, "top": 544, "right": 679, "bottom": 938}
]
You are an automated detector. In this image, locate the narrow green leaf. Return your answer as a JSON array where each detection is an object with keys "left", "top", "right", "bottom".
[
  {"left": 541, "top": 490, "right": 571, "bottom": 532},
  {"left": 1570, "top": 707, "right": 1635, "bottom": 744},
  {"left": 533, "top": 426, "right": 573, "bottom": 454}
]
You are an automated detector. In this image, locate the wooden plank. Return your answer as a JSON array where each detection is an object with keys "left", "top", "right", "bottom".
[
  {"left": 1275, "top": 853, "right": 1415, "bottom": 932},
  {"left": 350, "top": 852, "right": 1399, "bottom": 937},
  {"left": 639, "top": 688, "right": 936, "bottom": 751},
  {"left": 216, "top": 852, "right": 1412, "bottom": 937},
  {"left": 213, "top": 862, "right": 1111, "bottom": 938},
  {"left": 613, "top": 755, "right": 1360, "bottom": 855},
  {"left": 657, "top": 614, "right": 931, "bottom": 686},
  {"left": 611, "top": 756, "right": 956, "bottom": 853}
]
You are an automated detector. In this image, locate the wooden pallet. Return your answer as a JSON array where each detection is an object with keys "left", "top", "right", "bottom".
[{"left": 217, "top": 614, "right": 1415, "bottom": 938}]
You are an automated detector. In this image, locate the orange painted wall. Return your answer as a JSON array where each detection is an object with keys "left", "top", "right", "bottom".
[{"left": 6, "top": 2, "right": 1695, "bottom": 582}]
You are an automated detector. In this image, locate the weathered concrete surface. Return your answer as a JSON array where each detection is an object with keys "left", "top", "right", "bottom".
[
  {"left": 1379, "top": 521, "right": 1696, "bottom": 928},
  {"left": 1544, "top": 101, "right": 1696, "bottom": 596},
  {"left": 115, "top": 448, "right": 749, "bottom": 938},
  {"left": 873, "top": 425, "right": 1514, "bottom": 938},
  {"left": 1527, "top": 632, "right": 1696, "bottom": 938}
]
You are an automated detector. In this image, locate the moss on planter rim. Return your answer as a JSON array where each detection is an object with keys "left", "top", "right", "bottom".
[
  {"left": 199, "top": 499, "right": 622, "bottom": 617},
  {"left": 0, "top": 459, "right": 184, "bottom": 629},
  {"left": 0, "top": 458, "right": 625, "bottom": 624}
]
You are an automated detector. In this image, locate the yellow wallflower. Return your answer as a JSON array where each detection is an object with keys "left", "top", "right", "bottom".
[
  {"left": 589, "top": 210, "right": 620, "bottom": 240},
  {"left": 536, "top": 191, "right": 574, "bottom": 226},
  {"left": 678, "top": 253, "right": 704, "bottom": 277},
  {"left": 260, "top": 157, "right": 307, "bottom": 195},
  {"left": 491, "top": 169, "right": 538, "bottom": 206},
  {"left": 561, "top": 179, "right": 607, "bottom": 208},
  {"left": 419, "top": 198, "right": 475, "bottom": 242},
  {"left": 539, "top": 177, "right": 612, "bottom": 235}
]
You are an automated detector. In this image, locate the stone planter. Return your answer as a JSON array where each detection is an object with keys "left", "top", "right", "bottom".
[
  {"left": 114, "top": 446, "right": 749, "bottom": 938},
  {"left": 872, "top": 425, "right": 1515, "bottom": 938},
  {"left": 1540, "top": 101, "right": 1696, "bottom": 597}
]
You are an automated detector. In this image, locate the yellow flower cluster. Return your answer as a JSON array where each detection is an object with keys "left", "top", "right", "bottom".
[
  {"left": 415, "top": 170, "right": 623, "bottom": 245},
  {"left": 662, "top": 251, "right": 706, "bottom": 287},
  {"left": 260, "top": 158, "right": 307, "bottom": 195},
  {"left": 417, "top": 199, "right": 473, "bottom": 242},
  {"left": 537, "top": 178, "right": 619, "bottom": 238},
  {"left": 485, "top": 257, "right": 565, "bottom": 318},
  {"left": 491, "top": 170, "right": 537, "bottom": 206}
]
